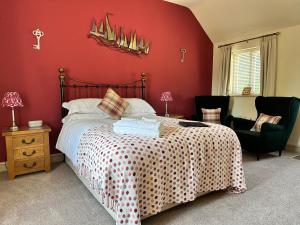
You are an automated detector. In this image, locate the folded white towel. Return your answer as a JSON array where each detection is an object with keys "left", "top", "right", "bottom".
[
  {"left": 113, "top": 126, "right": 160, "bottom": 138},
  {"left": 121, "top": 117, "right": 157, "bottom": 122},
  {"left": 142, "top": 117, "right": 158, "bottom": 123},
  {"left": 114, "top": 117, "right": 161, "bottom": 130},
  {"left": 114, "top": 125, "right": 160, "bottom": 132}
]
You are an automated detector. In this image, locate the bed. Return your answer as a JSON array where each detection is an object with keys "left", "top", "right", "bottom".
[{"left": 56, "top": 68, "right": 246, "bottom": 225}]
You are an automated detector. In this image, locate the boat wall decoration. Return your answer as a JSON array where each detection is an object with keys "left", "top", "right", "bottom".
[{"left": 89, "top": 14, "right": 150, "bottom": 56}]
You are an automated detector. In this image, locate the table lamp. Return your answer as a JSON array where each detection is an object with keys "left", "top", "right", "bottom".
[
  {"left": 2, "top": 92, "right": 24, "bottom": 131},
  {"left": 160, "top": 91, "right": 173, "bottom": 117}
]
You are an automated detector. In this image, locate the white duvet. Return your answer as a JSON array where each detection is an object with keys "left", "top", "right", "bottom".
[{"left": 56, "top": 118, "right": 115, "bottom": 166}]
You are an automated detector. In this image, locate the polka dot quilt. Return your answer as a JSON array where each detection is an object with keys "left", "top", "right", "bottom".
[{"left": 77, "top": 117, "right": 246, "bottom": 225}]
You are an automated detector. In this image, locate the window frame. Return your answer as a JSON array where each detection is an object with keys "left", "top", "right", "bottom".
[{"left": 228, "top": 45, "right": 262, "bottom": 97}]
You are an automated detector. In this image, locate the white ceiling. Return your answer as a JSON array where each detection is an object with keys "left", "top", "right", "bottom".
[{"left": 166, "top": 0, "right": 300, "bottom": 43}]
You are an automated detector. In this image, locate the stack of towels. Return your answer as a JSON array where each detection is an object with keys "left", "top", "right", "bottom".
[{"left": 113, "top": 117, "right": 161, "bottom": 138}]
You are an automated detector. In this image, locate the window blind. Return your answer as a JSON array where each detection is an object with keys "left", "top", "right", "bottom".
[{"left": 230, "top": 47, "right": 261, "bottom": 95}]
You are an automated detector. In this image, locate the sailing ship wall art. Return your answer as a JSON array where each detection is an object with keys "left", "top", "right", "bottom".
[{"left": 89, "top": 14, "right": 150, "bottom": 56}]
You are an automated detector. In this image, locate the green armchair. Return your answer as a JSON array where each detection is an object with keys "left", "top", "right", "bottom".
[{"left": 231, "top": 96, "right": 300, "bottom": 160}]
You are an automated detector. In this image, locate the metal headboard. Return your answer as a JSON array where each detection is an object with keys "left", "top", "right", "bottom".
[{"left": 58, "top": 68, "right": 146, "bottom": 118}]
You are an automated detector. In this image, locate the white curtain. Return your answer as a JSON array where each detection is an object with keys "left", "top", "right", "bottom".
[
  {"left": 218, "top": 45, "right": 232, "bottom": 96},
  {"left": 260, "top": 35, "right": 278, "bottom": 96}
]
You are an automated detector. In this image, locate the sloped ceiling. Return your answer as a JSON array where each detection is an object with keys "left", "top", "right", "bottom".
[{"left": 166, "top": 0, "right": 300, "bottom": 43}]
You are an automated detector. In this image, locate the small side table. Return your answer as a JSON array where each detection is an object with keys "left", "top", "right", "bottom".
[{"left": 2, "top": 125, "right": 51, "bottom": 180}]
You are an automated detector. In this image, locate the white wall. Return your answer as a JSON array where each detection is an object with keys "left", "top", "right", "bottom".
[{"left": 212, "top": 24, "right": 300, "bottom": 148}]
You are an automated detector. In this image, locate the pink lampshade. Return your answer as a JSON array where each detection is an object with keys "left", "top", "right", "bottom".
[
  {"left": 2, "top": 92, "right": 24, "bottom": 108},
  {"left": 160, "top": 91, "right": 173, "bottom": 102}
]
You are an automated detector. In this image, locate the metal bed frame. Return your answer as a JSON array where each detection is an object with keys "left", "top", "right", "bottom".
[{"left": 58, "top": 67, "right": 146, "bottom": 118}]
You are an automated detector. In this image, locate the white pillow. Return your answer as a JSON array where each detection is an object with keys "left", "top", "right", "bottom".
[
  {"left": 62, "top": 113, "right": 108, "bottom": 124},
  {"left": 62, "top": 112, "right": 157, "bottom": 124},
  {"left": 63, "top": 98, "right": 156, "bottom": 116},
  {"left": 62, "top": 98, "right": 103, "bottom": 115},
  {"left": 124, "top": 98, "right": 156, "bottom": 115}
]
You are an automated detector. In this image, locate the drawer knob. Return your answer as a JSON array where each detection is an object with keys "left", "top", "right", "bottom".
[
  {"left": 23, "top": 162, "right": 37, "bottom": 169},
  {"left": 22, "top": 150, "right": 36, "bottom": 157},
  {"left": 22, "top": 138, "right": 35, "bottom": 145}
]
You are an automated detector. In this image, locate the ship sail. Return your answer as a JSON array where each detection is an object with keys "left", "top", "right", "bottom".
[
  {"left": 144, "top": 41, "right": 150, "bottom": 54},
  {"left": 106, "top": 15, "right": 114, "bottom": 41},
  {"left": 129, "top": 32, "right": 134, "bottom": 49},
  {"left": 123, "top": 35, "right": 128, "bottom": 48},
  {"left": 91, "top": 20, "right": 97, "bottom": 33},
  {"left": 119, "top": 27, "right": 124, "bottom": 46},
  {"left": 139, "top": 38, "right": 144, "bottom": 50},
  {"left": 133, "top": 33, "right": 137, "bottom": 50},
  {"left": 90, "top": 20, "right": 101, "bottom": 37},
  {"left": 129, "top": 32, "right": 137, "bottom": 50},
  {"left": 116, "top": 37, "right": 120, "bottom": 47},
  {"left": 99, "top": 21, "right": 104, "bottom": 34}
]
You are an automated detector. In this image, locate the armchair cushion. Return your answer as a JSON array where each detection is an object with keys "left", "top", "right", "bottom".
[
  {"left": 195, "top": 96, "right": 230, "bottom": 125},
  {"left": 201, "top": 108, "right": 221, "bottom": 124},
  {"left": 250, "top": 113, "right": 282, "bottom": 132}
]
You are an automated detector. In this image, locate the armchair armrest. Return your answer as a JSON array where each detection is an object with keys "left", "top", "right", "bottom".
[
  {"left": 192, "top": 115, "right": 198, "bottom": 120},
  {"left": 224, "top": 115, "right": 233, "bottom": 127},
  {"left": 191, "top": 115, "right": 201, "bottom": 121},
  {"left": 232, "top": 117, "right": 256, "bottom": 130},
  {"left": 260, "top": 123, "right": 286, "bottom": 149},
  {"left": 261, "top": 123, "right": 285, "bottom": 133}
]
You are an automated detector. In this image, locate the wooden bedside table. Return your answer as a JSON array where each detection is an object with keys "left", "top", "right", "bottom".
[{"left": 2, "top": 125, "right": 51, "bottom": 180}]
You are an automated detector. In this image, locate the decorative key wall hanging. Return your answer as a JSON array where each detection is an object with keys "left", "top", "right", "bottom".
[
  {"left": 32, "top": 28, "right": 44, "bottom": 50},
  {"left": 89, "top": 14, "right": 150, "bottom": 56},
  {"left": 180, "top": 48, "right": 187, "bottom": 63}
]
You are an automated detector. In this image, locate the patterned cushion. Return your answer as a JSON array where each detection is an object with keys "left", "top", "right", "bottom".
[
  {"left": 201, "top": 108, "right": 221, "bottom": 124},
  {"left": 97, "top": 88, "right": 129, "bottom": 119},
  {"left": 251, "top": 113, "right": 282, "bottom": 132}
]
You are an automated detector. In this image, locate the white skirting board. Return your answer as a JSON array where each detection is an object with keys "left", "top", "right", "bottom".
[
  {"left": 0, "top": 153, "right": 64, "bottom": 172},
  {"left": 0, "top": 162, "right": 6, "bottom": 172},
  {"left": 286, "top": 144, "right": 300, "bottom": 153}
]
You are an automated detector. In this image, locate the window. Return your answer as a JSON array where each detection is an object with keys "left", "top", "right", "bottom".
[{"left": 229, "top": 47, "right": 261, "bottom": 95}]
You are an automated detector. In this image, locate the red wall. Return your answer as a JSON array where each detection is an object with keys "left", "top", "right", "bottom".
[{"left": 0, "top": 0, "right": 213, "bottom": 162}]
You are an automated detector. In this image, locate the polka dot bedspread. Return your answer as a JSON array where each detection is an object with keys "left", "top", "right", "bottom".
[{"left": 77, "top": 117, "right": 246, "bottom": 225}]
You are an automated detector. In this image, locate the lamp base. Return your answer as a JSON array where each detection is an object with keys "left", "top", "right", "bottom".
[
  {"left": 165, "top": 113, "right": 170, "bottom": 117},
  {"left": 10, "top": 107, "right": 19, "bottom": 131},
  {"left": 10, "top": 125, "right": 19, "bottom": 131}
]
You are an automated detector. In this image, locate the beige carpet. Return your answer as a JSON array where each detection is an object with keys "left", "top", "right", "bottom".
[{"left": 0, "top": 152, "right": 300, "bottom": 225}]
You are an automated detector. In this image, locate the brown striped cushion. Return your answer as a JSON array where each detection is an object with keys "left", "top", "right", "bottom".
[
  {"left": 97, "top": 88, "right": 129, "bottom": 119},
  {"left": 201, "top": 108, "right": 221, "bottom": 124},
  {"left": 251, "top": 113, "right": 282, "bottom": 132}
]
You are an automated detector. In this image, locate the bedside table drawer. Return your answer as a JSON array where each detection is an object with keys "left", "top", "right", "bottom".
[
  {"left": 13, "top": 134, "right": 44, "bottom": 148},
  {"left": 14, "top": 146, "right": 44, "bottom": 161},
  {"left": 14, "top": 157, "right": 45, "bottom": 174}
]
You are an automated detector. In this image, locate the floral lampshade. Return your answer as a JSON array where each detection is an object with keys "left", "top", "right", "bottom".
[
  {"left": 160, "top": 91, "right": 173, "bottom": 102},
  {"left": 2, "top": 92, "right": 24, "bottom": 108}
]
